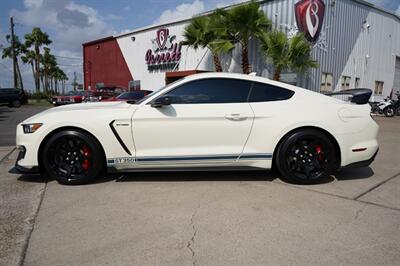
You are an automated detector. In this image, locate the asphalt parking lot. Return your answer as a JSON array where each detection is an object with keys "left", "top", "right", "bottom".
[
  {"left": 0, "top": 107, "right": 399, "bottom": 265},
  {"left": 0, "top": 106, "right": 49, "bottom": 146}
]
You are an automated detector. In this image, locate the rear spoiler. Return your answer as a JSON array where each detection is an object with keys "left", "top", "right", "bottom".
[{"left": 324, "top": 88, "right": 372, "bottom": 104}]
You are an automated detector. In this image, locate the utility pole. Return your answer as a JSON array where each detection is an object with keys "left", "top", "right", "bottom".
[
  {"left": 72, "top": 72, "right": 77, "bottom": 91},
  {"left": 0, "top": 44, "right": 3, "bottom": 88},
  {"left": 10, "top": 16, "right": 18, "bottom": 90}
]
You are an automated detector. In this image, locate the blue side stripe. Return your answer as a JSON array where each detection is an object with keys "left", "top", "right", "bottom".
[
  {"left": 240, "top": 154, "right": 272, "bottom": 159},
  {"left": 136, "top": 153, "right": 272, "bottom": 162},
  {"left": 137, "top": 155, "right": 238, "bottom": 162}
]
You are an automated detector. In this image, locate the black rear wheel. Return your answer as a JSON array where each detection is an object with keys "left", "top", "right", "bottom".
[
  {"left": 41, "top": 130, "right": 105, "bottom": 185},
  {"left": 276, "top": 129, "right": 338, "bottom": 184}
]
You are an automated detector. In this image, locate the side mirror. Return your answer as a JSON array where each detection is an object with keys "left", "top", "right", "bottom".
[{"left": 151, "top": 95, "right": 172, "bottom": 108}]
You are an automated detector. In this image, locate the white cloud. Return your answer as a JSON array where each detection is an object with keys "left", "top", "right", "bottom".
[
  {"left": 396, "top": 5, "right": 400, "bottom": 15},
  {"left": 215, "top": 0, "right": 248, "bottom": 9},
  {"left": 7, "top": 0, "right": 116, "bottom": 90},
  {"left": 153, "top": 0, "right": 206, "bottom": 24},
  {"left": 24, "top": 0, "right": 43, "bottom": 8},
  {"left": 153, "top": 0, "right": 249, "bottom": 25}
]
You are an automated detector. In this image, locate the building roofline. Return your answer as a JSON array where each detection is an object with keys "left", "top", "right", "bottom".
[
  {"left": 110, "top": 0, "right": 400, "bottom": 40},
  {"left": 82, "top": 36, "right": 115, "bottom": 46}
]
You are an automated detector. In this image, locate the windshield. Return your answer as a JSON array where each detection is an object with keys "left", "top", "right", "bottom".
[
  {"left": 135, "top": 78, "right": 185, "bottom": 104},
  {"left": 65, "top": 91, "right": 77, "bottom": 96}
]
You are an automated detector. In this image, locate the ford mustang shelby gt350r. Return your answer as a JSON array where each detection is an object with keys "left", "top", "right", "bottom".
[{"left": 15, "top": 73, "right": 379, "bottom": 185}]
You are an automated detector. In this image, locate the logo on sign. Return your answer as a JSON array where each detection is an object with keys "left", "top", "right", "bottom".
[
  {"left": 295, "top": 0, "right": 325, "bottom": 43},
  {"left": 145, "top": 28, "right": 182, "bottom": 71},
  {"left": 156, "top": 29, "right": 169, "bottom": 49}
]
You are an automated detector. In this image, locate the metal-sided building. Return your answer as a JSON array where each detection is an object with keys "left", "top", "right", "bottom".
[{"left": 83, "top": 0, "right": 400, "bottom": 99}]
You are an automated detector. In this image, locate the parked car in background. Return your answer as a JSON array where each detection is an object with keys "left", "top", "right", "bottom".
[
  {"left": 88, "top": 86, "right": 127, "bottom": 102},
  {"left": 0, "top": 88, "right": 27, "bottom": 108},
  {"left": 102, "top": 90, "right": 153, "bottom": 103},
  {"left": 51, "top": 90, "right": 91, "bottom": 106}
]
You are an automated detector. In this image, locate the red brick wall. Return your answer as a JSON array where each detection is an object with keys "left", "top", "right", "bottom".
[{"left": 83, "top": 37, "right": 133, "bottom": 90}]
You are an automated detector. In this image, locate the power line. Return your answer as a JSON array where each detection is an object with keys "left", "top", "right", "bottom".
[{"left": 54, "top": 55, "right": 82, "bottom": 60}]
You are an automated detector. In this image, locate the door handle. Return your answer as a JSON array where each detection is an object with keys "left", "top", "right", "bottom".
[{"left": 225, "top": 114, "right": 247, "bottom": 121}]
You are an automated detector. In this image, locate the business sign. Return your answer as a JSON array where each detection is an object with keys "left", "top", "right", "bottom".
[
  {"left": 295, "top": 0, "right": 325, "bottom": 43},
  {"left": 145, "top": 28, "right": 182, "bottom": 71}
]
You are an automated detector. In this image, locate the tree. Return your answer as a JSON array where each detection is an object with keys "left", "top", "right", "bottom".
[
  {"left": 24, "top": 27, "right": 52, "bottom": 93},
  {"left": 41, "top": 47, "right": 57, "bottom": 93},
  {"left": 60, "top": 71, "right": 68, "bottom": 94},
  {"left": 21, "top": 49, "right": 36, "bottom": 86},
  {"left": 1, "top": 35, "right": 25, "bottom": 90},
  {"left": 259, "top": 31, "right": 318, "bottom": 81},
  {"left": 52, "top": 67, "right": 66, "bottom": 94},
  {"left": 221, "top": 1, "right": 271, "bottom": 74},
  {"left": 182, "top": 13, "right": 234, "bottom": 72}
]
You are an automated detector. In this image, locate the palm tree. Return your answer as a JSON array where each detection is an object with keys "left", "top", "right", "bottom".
[
  {"left": 24, "top": 27, "right": 52, "bottom": 93},
  {"left": 60, "top": 71, "right": 68, "bottom": 95},
  {"left": 182, "top": 13, "right": 234, "bottom": 72},
  {"left": 259, "top": 31, "right": 318, "bottom": 81},
  {"left": 1, "top": 35, "right": 25, "bottom": 90},
  {"left": 221, "top": 1, "right": 271, "bottom": 74},
  {"left": 21, "top": 49, "right": 36, "bottom": 85},
  {"left": 41, "top": 47, "right": 57, "bottom": 92},
  {"left": 52, "top": 67, "right": 66, "bottom": 94}
]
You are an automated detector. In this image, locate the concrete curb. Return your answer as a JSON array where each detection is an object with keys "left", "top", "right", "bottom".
[
  {"left": 0, "top": 147, "right": 16, "bottom": 164},
  {"left": 17, "top": 182, "right": 47, "bottom": 266}
]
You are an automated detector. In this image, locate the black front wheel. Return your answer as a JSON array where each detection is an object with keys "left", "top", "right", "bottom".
[
  {"left": 383, "top": 106, "right": 395, "bottom": 117},
  {"left": 276, "top": 129, "right": 338, "bottom": 184},
  {"left": 41, "top": 130, "right": 105, "bottom": 185},
  {"left": 12, "top": 100, "right": 21, "bottom": 108}
]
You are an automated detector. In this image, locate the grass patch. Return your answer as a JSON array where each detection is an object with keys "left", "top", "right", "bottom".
[{"left": 26, "top": 99, "right": 53, "bottom": 107}]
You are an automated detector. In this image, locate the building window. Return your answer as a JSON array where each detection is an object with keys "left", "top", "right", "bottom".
[
  {"left": 355, "top": 77, "right": 360, "bottom": 88},
  {"left": 341, "top": 76, "right": 351, "bottom": 90},
  {"left": 320, "top": 73, "right": 333, "bottom": 92},
  {"left": 374, "top": 81, "right": 384, "bottom": 95}
]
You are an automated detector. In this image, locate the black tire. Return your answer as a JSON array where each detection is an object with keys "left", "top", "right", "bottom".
[
  {"left": 396, "top": 107, "right": 400, "bottom": 116},
  {"left": 41, "top": 130, "right": 105, "bottom": 185},
  {"left": 12, "top": 100, "right": 21, "bottom": 108},
  {"left": 383, "top": 106, "right": 395, "bottom": 117},
  {"left": 275, "top": 129, "right": 338, "bottom": 184}
]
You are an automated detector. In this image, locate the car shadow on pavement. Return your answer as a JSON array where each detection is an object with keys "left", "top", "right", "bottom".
[
  {"left": 12, "top": 167, "right": 373, "bottom": 185},
  {"left": 115, "top": 170, "right": 277, "bottom": 183},
  {"left": 335, "top": 167, "right": 374, "bottom": 181}
]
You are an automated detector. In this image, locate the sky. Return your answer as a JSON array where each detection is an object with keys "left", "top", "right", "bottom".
[{"left": 0, "top": 0, "right": 399, "bottom": 91}]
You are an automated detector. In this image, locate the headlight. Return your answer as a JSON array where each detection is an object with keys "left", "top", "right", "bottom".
[{"left": 22, "top": 123, "right": 43, "bottom": 134}]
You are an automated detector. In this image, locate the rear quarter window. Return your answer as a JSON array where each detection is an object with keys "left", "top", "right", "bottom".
[{"left": 249, "top": 82, "right": 294, "bottom": 102}]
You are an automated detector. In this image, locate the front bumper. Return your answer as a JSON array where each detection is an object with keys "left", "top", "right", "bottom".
[{"left": 14, "top": 146, "right": 39, "bottom": 174}]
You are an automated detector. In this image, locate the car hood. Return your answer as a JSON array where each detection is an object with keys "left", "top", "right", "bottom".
[{"left": 23, "top": 101, "right": 136, "bottom": 123}]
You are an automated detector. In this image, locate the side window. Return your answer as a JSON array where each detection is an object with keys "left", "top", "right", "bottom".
[
  {"left": 249, "top": 82, "right": 294, "bottom": 102},
  {"left": 164, "top": 78, "right": 252, "bottom": 104}
]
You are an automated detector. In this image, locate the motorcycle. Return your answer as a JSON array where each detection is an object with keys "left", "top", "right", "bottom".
[
  {"left": 393, "top": 91, "right": 400, "bottom": 116},
  {"left": 369, "top": 96, "right": 396, "bottom": 117}
]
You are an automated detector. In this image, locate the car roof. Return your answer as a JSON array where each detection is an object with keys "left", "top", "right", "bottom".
[{"left": 181, "top": 72, "right": 303, "bottom": 93}]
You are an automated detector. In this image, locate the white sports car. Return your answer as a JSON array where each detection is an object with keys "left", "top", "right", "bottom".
[{"left": 15, "top": 73, "right": 379, "bottom": 185}]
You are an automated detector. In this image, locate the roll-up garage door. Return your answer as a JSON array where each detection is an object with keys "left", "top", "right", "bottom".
[{"left": 394, "top": 57, "right": 400, "bottom": 95}]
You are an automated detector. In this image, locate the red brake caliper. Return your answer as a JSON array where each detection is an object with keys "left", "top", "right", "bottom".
[
  {"left": 81, "top": 146, "right": 91, "bottom": 171},
  {"left": 315, "top": 145, "right": 323, "bottom": 162}
]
